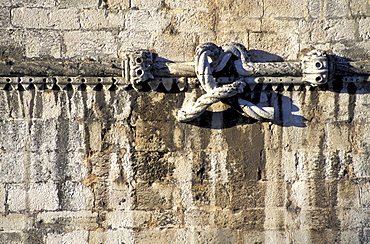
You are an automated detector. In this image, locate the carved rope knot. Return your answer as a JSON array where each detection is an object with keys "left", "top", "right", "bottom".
[{"left": 178, "top": 42, "right": 274, "bottom": 122}]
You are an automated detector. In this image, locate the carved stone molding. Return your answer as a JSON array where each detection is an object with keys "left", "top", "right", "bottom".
[{"left": 1, "top": 42, "right": 369, "bottom": 123}]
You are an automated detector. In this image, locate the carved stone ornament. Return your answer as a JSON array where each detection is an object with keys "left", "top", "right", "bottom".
[{"left": 1, "top": 42, "right": 369, "bottom": 123}]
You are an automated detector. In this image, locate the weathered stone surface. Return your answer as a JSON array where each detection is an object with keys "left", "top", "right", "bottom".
[{"left": 0, "top": 1, "right": 369, "bottom": 243}]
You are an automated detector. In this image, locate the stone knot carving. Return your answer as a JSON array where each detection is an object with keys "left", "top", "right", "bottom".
[{"left": 178, "top": 42, "right": 274, "bottom": 122}]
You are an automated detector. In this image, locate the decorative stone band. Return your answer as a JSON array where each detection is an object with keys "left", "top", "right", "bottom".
[{"left": 0, "top": 42, "right": 369, "bottom": 122}]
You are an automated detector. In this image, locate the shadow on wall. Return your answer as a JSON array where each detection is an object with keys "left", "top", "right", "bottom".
[{"left": 180, "top": 51, "right": 368, "bottom": 129}]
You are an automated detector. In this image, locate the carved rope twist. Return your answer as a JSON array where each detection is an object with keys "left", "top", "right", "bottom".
[{"left": 178, "top": 42, "right": 274, "bottom": 122}]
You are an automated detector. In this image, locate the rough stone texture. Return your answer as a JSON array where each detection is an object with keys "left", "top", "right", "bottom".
[{"left": 0, "top": 0, "right": 370, "bottom": 244}]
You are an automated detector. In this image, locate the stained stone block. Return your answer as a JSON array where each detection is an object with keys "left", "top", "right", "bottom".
[
  {"left": 134, "top": 182, "right": 175, "bottom": 210},
  {"left": 135, "top": 121, "right": 176, "bottom": 151},
  {"left": 0, "top": 232, "right": 24, "bottom": 244},
  {"left": 230, "top": 181, "right": 266, "bottom": 209},
  {"left": 30, "top": 119, "right": 58, "bottom": 152},
  {"left": 0, "top": 152, "right": 26, "bottom": 183},
  {"left": 36, "top": 211, "right": 99, "bottom": 231},
  {"left": 214, "top": 209, "right": 265, "bottom": 230},
  {"left": 0, "top": 120, "right": 27, "bottom": 152}
]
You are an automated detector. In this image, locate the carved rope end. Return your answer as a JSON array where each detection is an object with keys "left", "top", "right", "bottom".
[{"left": 302, "top": 50, "right": 329, "bottom": 86}]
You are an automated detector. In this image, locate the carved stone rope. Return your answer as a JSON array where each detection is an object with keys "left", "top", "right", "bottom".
[
  {"left": 178, "top": 42, "right": 274, "bottom": 122},
  {"left": 1, "top": 42, "right": 369, "bottom": 123}
]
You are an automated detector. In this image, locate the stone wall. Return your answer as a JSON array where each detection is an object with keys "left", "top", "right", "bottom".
[{"left": 1, "top": 0, "right": 370, "bottom": 243}]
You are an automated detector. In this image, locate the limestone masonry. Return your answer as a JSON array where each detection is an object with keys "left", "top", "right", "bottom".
[{"left": 1, "top": 0, "right": 370, "bottom": 243}]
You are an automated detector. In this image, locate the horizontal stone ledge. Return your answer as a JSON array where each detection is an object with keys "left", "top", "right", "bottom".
[
  {"left": 1, "top": 57, "right": 370, "bottom": 78},
  {"left": 0, "top": 76, "right": 367, "bottom": 93}
]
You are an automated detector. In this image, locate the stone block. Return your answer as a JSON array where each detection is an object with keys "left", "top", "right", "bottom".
[
  {"left": 149, "top": 32, "right": 197, "bottom": 61},
  {"left": 106, "top": 0, "right": 130, "bottom": 9},
  {"left": 193, "top": 229, "right": 238, "bottom": 244},
  {"left": 165, "top": 229, "right": 193, "bottom": 244},
  {"left": 337, "top": 180, "right": 360, "bottom": 208},
  {"left": 0, "top": 214, "right": 30, "bottom": 231},
  {"left": 0, "top": 120, "right": 27, "bottom": 152},
  {"left": 63, "top": 31, "right": 117, "bottom": 59},
  {"left": 264, "top": 230, "right": 288, "bottom": 243},
  {"left": 0, "top": 183, "right": 4, "bottom": 212},
  {"left": 265, "top": 0, "right": 306, "bottom": 18},
  {"left": 216, "top": 0, "right": 263, "bottom": 18},
  {"left": 350, "top": 0, "right": 370, "bottom": 17},
  {"left": 217, "top": 15, "right": 261, "bottom": 34},
  {"left": 36, "top": 211, "right": 99, "bottom": 231},
  {"left": 130, "top": 0, "right": 163, "bottom": 10},
  {"left": 0, "top": 152, "right": 25, "bottom": 183},
  {"left": 12, "top": 8, "right": 80, "bottom": 30},
  {"left": 133, "top": 230, "right": 166, "bottom": 244},
  {"left": 30, "top": 119, "right": 58, "bottom": 152},
  {"left": 105, "top": 210, "right": 151, "bottom": 229},
  {"left": 80, "top": 9, "right": 125, "bottom": 30},
  {"left": 10, "top": 0, "right": 54, "bottom": 7},
  {"left": 118, "top": 31, "right": 152, "bottom": 51},
  {"left": 7, "top": 184, "right": 27, "bottom": 212},
  {"left": 340, "top": 229, "right": 362, "bottom": 244},
  {"left": 325, "top": 0, "right": 350, "bottom": 18},
  {"left": 29, "top": 182, "right": 59, "bottom": 211},
  {"left": 0, "top": 8, "right": 10, "bottom": 28},
  {"left": 0, "top": 232, "right": 24, "bottom": 244},
  {"left": 310, "top": 19, "right": 357, "bottom": 43},
  {"left": 134, "top": 182, "right": 175, "bottom": 210},
  {"left": 45, "top": 230, "right": 89, "bottom": 244},
  {"left": 230, "top": 181, "right": 266, "bottom": 209},
  {"left": 99, "top": 229, "right": 134, "bottom": 244},
  {"left": 359, "top": 181, "right": 370, "bottom": 207},
  {"left": 125, "top": 10, "right": 170, "bottom": 33},
  {"left": 56, "top": 0, "right": 98, "bottom": 8},
  {"left": 172, "top": 10, "right": 216, "bottom": 34},
  {"left": 184, "top": 209, "right": 213, "bottom": 228},
  {"left": 214, "top": 209, "right": 265, "bottom": 230},
  {"left": 359, "top": 18, "right": 370, "bottom": 40},
  {"left": 249, "top": 32, "right": 299, "bottom": 61},
  {"left": 135, "top": 121, "right": 176, "bottom": 151},
  {"left": 308, "top": 0, "right": 321, "bottom": 18},
  {"left": 58, "top": 181, "right": 94, "bottom": 211},
  {"left": 25, "top": 31, "right": 61, "bottom": 58}
]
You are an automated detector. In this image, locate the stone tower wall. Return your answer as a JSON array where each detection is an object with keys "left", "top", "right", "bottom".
[{"left": 0, "top": 0, "right": 370, "bottom": 243}]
